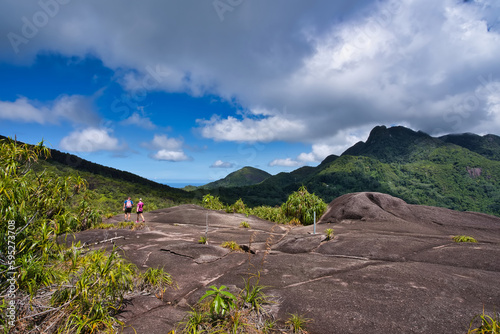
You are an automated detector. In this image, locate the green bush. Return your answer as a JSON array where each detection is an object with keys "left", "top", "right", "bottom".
[
  {"left": 230, "top": 198, "right": 247, "bottom": 214},
  {"left": 202, "top": 194, "right": 225, "bottom": 210},
  {"left": 248, "top": 205, "right": 288, "bottom": 224},
  {"left": 51, "top": 247, "right": 136, "bottom": 333},
  {"left": 0, "top": 138, "right": 174, "bottom": 333},
  {"left": 281, "top": 186, "right": 327, "bottom": 225}
]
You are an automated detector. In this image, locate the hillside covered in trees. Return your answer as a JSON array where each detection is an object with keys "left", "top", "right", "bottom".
[
  {"left": 2, "top": 125, "right": 500, "bottom": 218},
  {"left": 207, "top": 126, "right": 500, "bottom": 217}
]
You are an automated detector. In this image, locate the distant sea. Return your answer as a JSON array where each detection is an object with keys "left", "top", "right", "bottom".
[{"left": 166, "top": 182, "right": 207, "bottom": 189}]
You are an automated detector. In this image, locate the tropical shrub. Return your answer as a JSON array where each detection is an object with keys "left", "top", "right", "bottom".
[
  {"left": 202, "top": 194, "right": 225, "bottom": 211},
  {"left": 50, "top": 247, "right": 136, "bottom": 333},
  {"left": 248, "top": 205, "right": 288, "bottom": 224},
  {"left": 199, "top": 285, "right": 237, "bottom": 318},
  {"left": 281, "top": 186, "right": 327, "bottom": 225},
  {"left": 231, "top": 198, "right": 247, "bottom": 214},
  {"left": 179, "top": 276, "right": 274, "bottom": 333},
  {"left": 0, "top": 138, "right": 175, "bottom": 333}
]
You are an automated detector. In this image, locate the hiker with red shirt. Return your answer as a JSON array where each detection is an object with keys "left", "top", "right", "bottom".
[
  {"left": 136, "top": 198, "right": 145, "bottom": 223},
  {"left": 123, "top": 197, "right": 133, "bottom": 221}
]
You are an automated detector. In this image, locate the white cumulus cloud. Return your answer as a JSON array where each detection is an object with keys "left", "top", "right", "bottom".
[
  {"left": 0, "top": 95, "right": 99, "bottom": 126},
  {"left": 145, "top": 134, "right": 190, "bottom": 162},
  {"left": 210, "top": 160, "right": 235, "bottom": 168},
  {"left": 120, "top": 112, "right": 156, "bottom": 129},
  {"left": 152, "top": 149, "right": 190, "bottom": 162},
  {"left": 198, "top": 115, "right": 306, "bottom": 143},
  {"left": 150, "top": 134, "right": 183, "bottom": 150},
  {"left": 0, "top": 97, "right": 46, "bottom": 123},
  {"left": 269, "top": 158, "right": 303, "bottom": 167},
  {"left": 59, "top": 128, "right": 121, "bottom": 152},
  {"left": 1, "top": 0, "right": 500, "bottom": 161}
]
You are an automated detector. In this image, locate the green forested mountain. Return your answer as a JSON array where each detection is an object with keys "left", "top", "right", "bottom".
[
  {"left": 211, "top": 126, "right": 500, "bottom": 216},
  {"left": 198, "top": 166, "right": 272, "bottom": 189},
  {"left": 439, "top": 132, "right": 500, "bottom": 161},
  {"left": 3, "top": 125, "right": 500, "bottom": 218},
  {"left": 341, "top": 125, "right": 445, "bottom": 163},
  {"left": 43, "top": 149, "right": 197, "bottom": 214},
  {"left": 0, "top": 135, "right": 197, "bottom": 215}
]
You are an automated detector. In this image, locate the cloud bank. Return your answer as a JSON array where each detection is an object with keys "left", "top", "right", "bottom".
[
  {"left": 1, "top": 0, "right": 500, "bottom": 164},
  {"left": 0, "top": 95, "right": 99, "bottom": 125}
]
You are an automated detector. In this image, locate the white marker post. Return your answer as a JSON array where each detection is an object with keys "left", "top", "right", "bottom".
[
  {"left": 205, "top": 212, "right": 209, "bottom": 243},
  {"left": 313, "top": 211, "right": 316, "bottom": 234}
]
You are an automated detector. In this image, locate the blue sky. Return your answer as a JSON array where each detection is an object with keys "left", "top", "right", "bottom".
[{"left": 1, "top": 0, "right": 500, "bottom": 186}]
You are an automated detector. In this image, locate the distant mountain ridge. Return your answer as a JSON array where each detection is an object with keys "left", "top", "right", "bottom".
[
  {"left": 439, "top": 132, "right": 500, "bottom": 161},
  {"left": 3, "top": 126, "right": 500, "bottom": 217},
  {"left": 341, "top": 126, "right": 442, "bottom": 163},
  {"left": 199, "top": 166, "right": 272, "bottom": 189},
  {"left": 210, "top": 126, "right": 500, "bottom": 217}
]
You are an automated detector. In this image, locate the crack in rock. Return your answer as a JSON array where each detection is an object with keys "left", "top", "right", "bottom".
[{"left": 160, "top": 248, "right": 195, "bottom": 259}]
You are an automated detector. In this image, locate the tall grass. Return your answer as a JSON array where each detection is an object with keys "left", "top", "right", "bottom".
[
  {"left": 0, "top": 138, "right": 176, "bottom": 333},
  {"left": 468, "top": 309, "right": 500, "bottom": 333}
]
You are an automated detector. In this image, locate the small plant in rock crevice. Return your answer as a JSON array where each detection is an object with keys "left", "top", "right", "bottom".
[
  {"left": 285, "top": 313, "right": 311, "bottom": 333},
  {"left": 453, "top": 235, "right": 478, "bottom": 243},
  {"left": 325, "top": 228, "right": 334, "bottom": 241},
  {"left": 140, "top": 267, "right": 175, "bottom": 299},
  {"left": 199, "top": 285, "right": 237, "bottom": 318},
  {"left": 177, "top": 274, "right": 276, "bottom": 334},
  {"left": 221, "top": 241, "right": 242, "bottom": 252},
  {"left": 240, "top": 273, "right": 270, "bottom": 313},
  {"left": 468, "top": 309, "right": 500, "bottom": 333}
]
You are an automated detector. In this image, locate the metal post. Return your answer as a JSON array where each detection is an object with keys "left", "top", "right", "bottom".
[
  {"left": 313, "top": 211, "right": 316, "bottom": 235},
  {"left": 205, "top": 212, "right": 208, "bottom": 242}
]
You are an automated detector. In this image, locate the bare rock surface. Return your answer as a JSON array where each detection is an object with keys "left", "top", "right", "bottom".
[{"left": 67, "top": 194, "right": 500, "bottom": 333}]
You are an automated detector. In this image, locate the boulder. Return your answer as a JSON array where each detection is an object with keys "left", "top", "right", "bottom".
[{"left": 66, "top": 194, "right": 500, "bottom": 333}]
